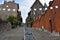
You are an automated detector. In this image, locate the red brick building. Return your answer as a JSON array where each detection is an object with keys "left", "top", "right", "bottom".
[{"left": 32, "top": 0, "right": 60, "bottom": 33}]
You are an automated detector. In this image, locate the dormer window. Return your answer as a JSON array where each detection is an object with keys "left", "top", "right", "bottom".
[
  {"left": 3, "top": 8, "right": 6, "bottom": 10},
  {"left": 55, "top": 6, "right": 58, "bottom": 8},
  {"left": 39, "top": 8, "right": 42, "bottom": 10},
  {"left": 34, "top": 8, "right": 36, "bottom": 11}
]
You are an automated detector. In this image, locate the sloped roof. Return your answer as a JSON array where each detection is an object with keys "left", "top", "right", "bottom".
[
  {"left": 31, "top": 0, "right": 43, "bottom": 8},
  {"left": 44, "top": 3, "right": 48, "bottom": 8}
]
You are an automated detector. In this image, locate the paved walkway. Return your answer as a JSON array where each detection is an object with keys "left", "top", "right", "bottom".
[
  {"left": 0, "top": 27, "right": 60, "bottom": 40},
  {"left": 28, "top": 27, "right": 60, "bottom": 40},
  {"left": 0, "top": 27, "right": 24, "bottom": 40}
]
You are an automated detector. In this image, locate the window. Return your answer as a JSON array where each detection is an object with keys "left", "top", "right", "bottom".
[
  {"left": 0, "top": 8, "right": 1, "bottom": 11},
  {"left": 34, "top": 8, "right": 36, "bottom": 11},
  {"left": 55, "top": 6, "right": 58, "bottom": 8},
  {"left": 6, "top": 5, "right": 9, "bottom": 7},
  {"left": 3, "top": 8, "right": 6, "bottom": 10},
  {"left": 34, "top": 11, "right": 35, "bottom": 15},
  {"left": 45, "top": 8, "right": 47, "bottom": 10},
  {"left": 8, "top": 9, "right": 11, "bottom": 11},
  {"left": 39, "top": 8, "right": 42, "bottom": 10},
  {"left": 50, "top": 7, "right": 53, "bottom": 9},
  {"left": 13, "top": 9, "right": 16, "bottom": 11},
  {"left": 42, "top": 26, "right": 44, "bottom": 29}
]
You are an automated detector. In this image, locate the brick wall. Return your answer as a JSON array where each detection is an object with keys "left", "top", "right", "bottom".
[{"left": 32, "top": 0, "right": 60, "bottom": 33}]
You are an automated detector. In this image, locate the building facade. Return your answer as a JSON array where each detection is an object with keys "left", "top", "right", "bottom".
[
  {"left": 32, "top": 0, "right": 60, "bottom": 33},
  {"left": 0, "top": 0, "right": 22, "bottom": 32},
  {"left": 26, "top": 0, "right": 47, "bottom": 27},
  {"left": 30, "top": 0, "right": 44, "bottom": 18},
  {"left": 0, "top": 0, "right": 19, "bottom": 20}
]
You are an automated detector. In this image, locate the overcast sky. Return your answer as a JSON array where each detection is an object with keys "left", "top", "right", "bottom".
[{"left": 0, "top": 0, "right": 52, "bottom": 23}]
